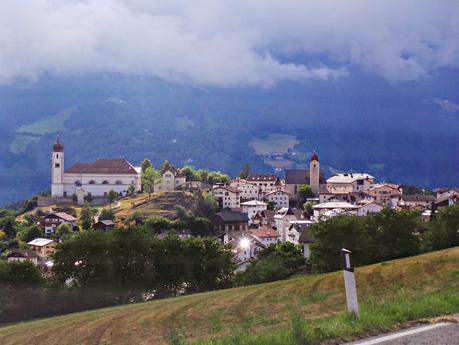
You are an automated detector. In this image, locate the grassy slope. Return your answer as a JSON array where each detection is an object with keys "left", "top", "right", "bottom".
[{"left": 1, "top": 247, "right": 459, "bottom": 345}]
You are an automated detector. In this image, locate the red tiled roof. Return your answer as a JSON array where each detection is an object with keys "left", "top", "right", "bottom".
[
  {"left": 65, "top": 159, "right": 138, "bottom": 174},
  {"left": 249, "top": 228, "right": 280, "bottom": 238}
]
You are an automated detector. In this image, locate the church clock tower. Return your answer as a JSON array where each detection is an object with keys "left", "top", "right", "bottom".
[
  {"left": 51, "top": 136, "right": 65, "bottom": 197},
  {"left": 309, "top": 151, "right": 320, "bottom": 196}
]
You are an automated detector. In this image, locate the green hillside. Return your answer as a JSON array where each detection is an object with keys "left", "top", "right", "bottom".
[{"left": 1, "top": 247, "right": 459, "bottom": 345}]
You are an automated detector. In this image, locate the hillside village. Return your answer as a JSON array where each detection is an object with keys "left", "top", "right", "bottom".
[{"left": 5, "top": 137, "right": 457, "bottom": 273}]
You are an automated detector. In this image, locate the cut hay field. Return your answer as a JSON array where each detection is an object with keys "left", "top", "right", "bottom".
[
  {"left": 1, "top": 247, "right": 459, "bottom": 345},
  {"left": 250, "top": 133, "right": 299, "bottom": 156}
]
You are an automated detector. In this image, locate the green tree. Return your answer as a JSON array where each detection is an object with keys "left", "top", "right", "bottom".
[
  {"left": 99, "top": 208, "right": 115, "bottom": 221},
  {"left": 180, "top": 166, "right": 196, "bottom": 180},
  {"left": 80, "top": 202, "right": 96, "bottom": 230},
  {"left": 141, "top": 159, "right": 152, "bottom": 173},
  {"left": 18, "top": 224, "right": 43, "bottom": 243},
  {"left": 303, "top": 202, "right": 314, "bottom": 216},
  {"left": 188, "top": 217, "right": 213, "bottom": 236},
  {"left": 193, "top": 192, "right": 218, "bottom": 218},
  {"left": 127, "top": 184, "right": 136, "bottom": 196},
  {"left": 160, "top": 160, "right": 173, "bottom": 171},
  {"left": 52, "top": 231, "right": 113, "bottom": 287},
  {"left": 0, "top": 216, "right": 18, "bottom": 238},
  {"left": 107, "top": 190, "right": 118, "bottom": 208},
  {"left": 0, "top": 261, "right": 43, "bottom": 287},
  {"left": 425, "top": 203, "right": 459, "bottom": 250},
  {"left": 238, "top": 163, "right": 251, "bottom": 179},
  {"left": 142, "top": 166, "right": 161, "bottom": 199},
  {"left": 195, "top": 169, "right": 209, "bottom": 182},
  {"left": 144, "top": 217, "right": 174, "bottom": 234},
  {"left": 54, "top": 223, "right": 73, "bottom": 241},
  {"left": 298, "top": 184, "right": 314, "bottom": 205},
  {"left": 309, "top": 216, "right": 371, "bottom": 272}
]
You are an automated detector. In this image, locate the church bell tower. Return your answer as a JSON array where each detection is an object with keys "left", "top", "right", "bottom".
[
  {"left": 309, "top": 151, "right": 320, "bottom": 196},
  {"left": 51, "top": 136, "right": 65, "bottom": 197}
]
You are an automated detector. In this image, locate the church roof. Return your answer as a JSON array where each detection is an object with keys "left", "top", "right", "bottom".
[
  {"left": 65, "top": 159, "right": 138, "bottom": 174},
  {"left": 284, "top": 169, "right": 326, "bottom": 185}
]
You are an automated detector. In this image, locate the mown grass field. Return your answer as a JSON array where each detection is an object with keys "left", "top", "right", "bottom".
[
  {"left": 1, "top": 247, "right": 459, "bottom": 345},
  {"left": 249, "top": 133, "right": 299, "bottom": 156}
]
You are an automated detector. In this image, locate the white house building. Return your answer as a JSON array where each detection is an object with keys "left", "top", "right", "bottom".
[
  {"left": 356, "top": 200, "right": 384, "bottom": 216},
  {"left": 265, "top": 189, "right": 291, "bottom": 208},
  {"left": 212, "top": 186, "right": 241, "bottom": 209},
  {"left": 241, "top": 200, "right": 268, "bottom": 224},
  {"left": 50, "top": 138, "right": 141, "bottom": 201},
  {"left": 229, "top": 178, "right": 261, "bottom": 201},
  {"left": 312, "top": 201, "right": 359, "bottom": 219},
  {"left": 274, "top": 207, "right": 298, "bottom": 242},
  {"left": 41, "top": 212, "right": 77, "bottom": 235},
  {"left": 154, "top": 168, "right": 186, "bottom": 192},
  {"left": 326, "top": 173, "right": 374, "bottom": 194},
  {"left": 248, "top": 228, "right": 281, "bottom": 247}
]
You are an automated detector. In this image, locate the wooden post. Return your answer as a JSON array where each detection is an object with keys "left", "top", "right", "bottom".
[{"left": 341, "top": 248, "right": 359, "bottom": 317}]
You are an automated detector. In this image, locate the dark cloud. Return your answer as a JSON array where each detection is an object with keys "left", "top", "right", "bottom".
[{"left": 0, "top": 0, "right": 458, "bottom": 86}]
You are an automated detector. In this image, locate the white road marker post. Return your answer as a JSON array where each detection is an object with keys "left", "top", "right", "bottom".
[{"left": 341, "top": 248, "right": 359, "bottom": 318}]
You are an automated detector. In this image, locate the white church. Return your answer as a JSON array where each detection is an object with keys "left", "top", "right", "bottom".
[{"left": 51, "top": 137, "right": 142, "bottom": 201}]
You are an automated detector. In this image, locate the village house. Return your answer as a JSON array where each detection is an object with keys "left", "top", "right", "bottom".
[
  {"left": 7, "top": 249, "right": 39, "bottom": 265},
  {"left": 435, "top": 192, "right": 459, "bottom": 208},
  {"left": 265, "top": 189, "right": 291, "bottom": 208},
  {"left": 326, "top": 173, "right": 374, "bottom": 194},
  {"left": 41, "top": 212, "right": 77, "bottom": 235},
  {"left": 212, "top": 210, "right": 249, "bottom": 235},
  {"left": 154, "top": 168, "right": 187, "bottom": 192},
  {"left": 178, "top": 180, "right": 212, "bottom": 193},
  {"left": 284, "top": 152, "right": 325, "bottom": 199},
  {"left": 395, "top": 194, "right": 435, "bottom": 210},
  {"left": 356, "top": 200, "right": 384, "bottom": 216},
  {"left": 312, "top": 201, "right": 359, "bottom": 220},
  {"left": 50, "top": 137, "right": 141, "bottom": 203},
  {"left": 229, "top": 177, "right": 261, "bottom": 201},
  {"left": 212, "top": 185, "right": 241, "bottom": 209},
  {"left": 274, "top": 207, "right": 299, "bottom": 242},
  {"left": 27, "top": 238, "right": 57, "bottom": 260},
  {"left": 247, "top": 174, "right": 278, "bottom": 194},
  {"left": 368, "top": 183, "right": 401, "bottom": 205},
  {"left": 93, "top": 219, "right": 116, "bottom": 232},
  {"left": 287, "top": 220, "right": 314, "bottom": 245},
  {"left": 248, "top": 228, "right": 281, "bottom": 247},
  {"left": 241, "top": 200, "right": 268, "bottom": 225},
  {"left": 298, "top": 228, "right": 315, "bottom": 259}
]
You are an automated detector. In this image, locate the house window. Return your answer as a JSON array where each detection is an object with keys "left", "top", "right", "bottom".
[
  {"left": 55, "top": 163, "right": 60, "bottom": 168},
  {"left": 89, "top": 180, "right": 96, "bottom": 184},
  {"left": 102, "top": 180, "right": 109, "bottom": 185},
  {"left": 75, "top": 181, "right": 82, "bottom": 186},
  {"left": 115, "top": 181, "right": 122, "bottom": 185}
]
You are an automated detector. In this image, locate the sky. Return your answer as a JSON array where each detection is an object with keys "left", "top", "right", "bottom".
[{"left": 0, "top": 0, "right": 458, "bottom": 87}]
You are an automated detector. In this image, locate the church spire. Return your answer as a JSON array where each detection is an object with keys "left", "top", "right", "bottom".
[{"left": 53, "top": 135, "right": 64, "bottom": 152}]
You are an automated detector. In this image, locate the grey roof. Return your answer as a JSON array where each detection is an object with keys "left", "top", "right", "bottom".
[
  {"left": 66, "top": 159, "right": 138, "bottom": 174},
  {"left": 247, "top": 174, "right": 277, "bottom": 182},
  {"left": 298, "top": 228, "right": 315, "bottom": 244},
  {"left": 213, "top": 211, "right": 249, "bottom": 223},
  {"left": 400, "top": 195, "right": 435, "bottom": 202},
  {"left": 284, "top": 169, "right": 326, "bottom": 185}
]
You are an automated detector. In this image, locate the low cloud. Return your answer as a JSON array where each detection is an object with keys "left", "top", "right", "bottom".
[{"left": 0, "top": 0, "right": 458, "bottom": 86}]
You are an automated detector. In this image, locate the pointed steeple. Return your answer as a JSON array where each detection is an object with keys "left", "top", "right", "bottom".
[
  {"left": 310, "top": 151, "right": 319, "bottom": 162},
  {"left": 53, "top": 135, "right": 64, "bottom": 152}
]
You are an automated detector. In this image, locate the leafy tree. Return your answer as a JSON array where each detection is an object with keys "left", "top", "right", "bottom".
[
  {"left": 160, "top": 160, "right": 173, "bottom": 172},
  {"left": 142, "top": 166, "right": 161, "bottom": 199},
  {"left": 208, "top": 171, "right": 230, "bottom": 184},
  {"left": 52, "top": 231, "right": 113, "bottom": 287},
  {"left": 303, "top": 202, "right": 314, "bottom": 216},
  {"left": 298, "top": 184, "right": 314, "bottom": 205},
  {"left": 193, "top": 192, "right": 218, "bottom": 219},
  {"left": 0, "top": 261, "right": 43, "bottom": 287},
  {"left": 174, "top": 205, "right": 192, "bottom": 223},
  {"left": 54, "top": 223, "right": 73, "bottom": 242},
  {"left": 238, "top": 163, "right": 251, "bottom": 179},
  {"left": 180, "top": 166, "right": 196, "bottom": 181},
  {"left": 83, "top": 193, "right": 93, "bottom": 203},
  {"left": 188, "top": 217, "right": 213, "bottom": 236},
  {"left": 309, "top": 216, "right": 371, "bottom": 272},
  {"left": 144, "top": 217, "right": 174, "bottom": 233},
  {"left": 237, "top": 242, "right": 305, "bottom": 285},
  {"left": 266, "top": 201, "right": 276, "bottom": 210},
  {"left": 424, "top": 203, "right": 459, "bottom": 250},
  {"left": 364, "top": 209, "right": 420, "bottom": 261},
  {"left": 107, "top": 190, "right": 118, "bottom": 208},
  {"left": 0, "top": 216, "right": 18, "bottom": 238},
  {"left": 110, "top": 226, "right": 154, "bottom": 289},
  {"left": 18, "top": 225, "right": 43, "bottom": 243},
  {"left": 127, "top": 184, "right": 136, "bottom": 196},
  {"left": 195, "top": 169, "right": 209, "bottom": 182},
  {"left": 80, "top": 202, "right": 96, "bottom": 230},
  {"left": 141, "top": 159, "right": 153, "bottom": 173},
  {"left": 99, "top": 208, "right": 115, "bottom": 221}
]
